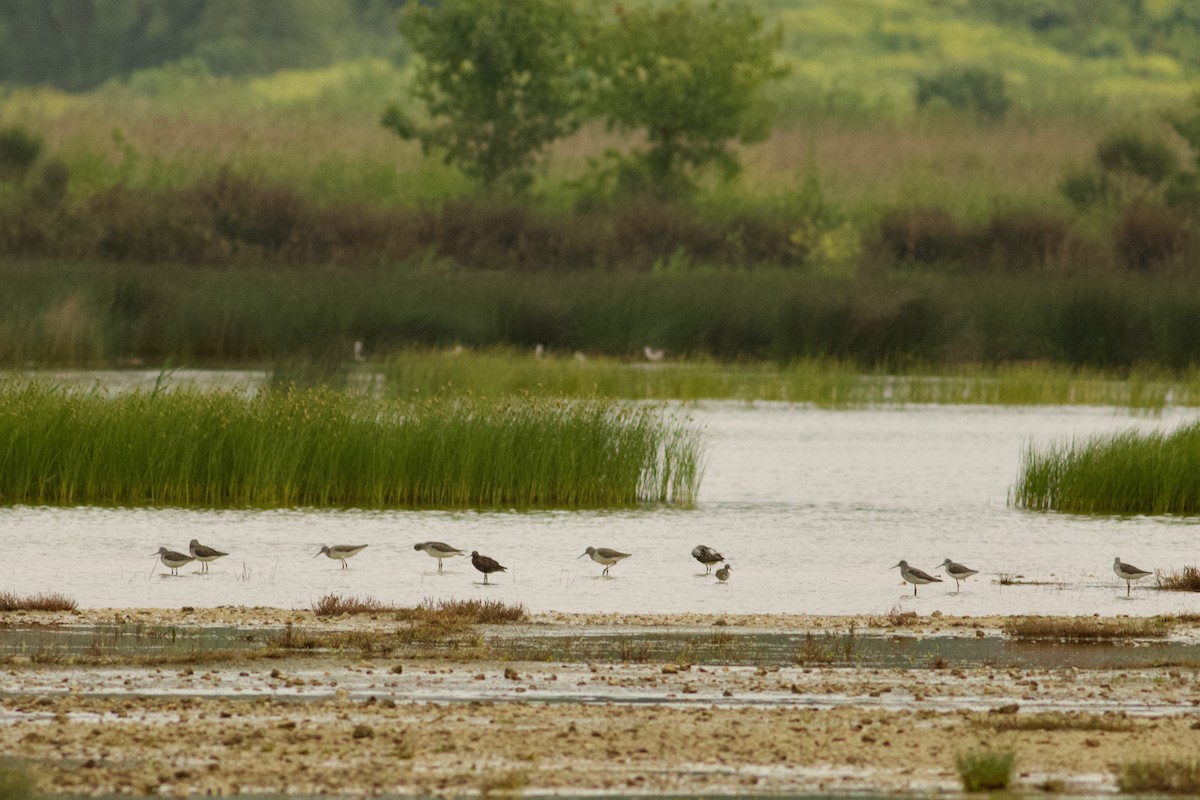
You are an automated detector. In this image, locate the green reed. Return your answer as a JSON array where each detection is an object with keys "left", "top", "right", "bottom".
[
  {"left": 379, "top": 347, "right": 1200, "bottom": 410},
  {"left": 1013, "top": 421, "right": 1200, "bottom": 514},
  {"left": 0, "top": 383, "right": 703, "bottom": 509}
]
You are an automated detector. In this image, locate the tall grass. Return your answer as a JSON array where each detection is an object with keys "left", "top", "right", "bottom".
[
  {"left": 1013, "top": 421, "right": 1200, "bottom": 514},
  {"left": 0, "top": 384, "right": 704, "bottom": 509}
]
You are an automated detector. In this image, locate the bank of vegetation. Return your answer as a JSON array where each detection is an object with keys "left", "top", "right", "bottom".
[
  {"left": 1013, "top": 421, "right": 1200, "bottom": 514},
  {"left": 0, "top": 384, "right": 703, "bottom": 509}
]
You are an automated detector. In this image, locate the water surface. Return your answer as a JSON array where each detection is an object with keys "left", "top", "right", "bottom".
[{"left": 3, "top": 403, "right": 1199, "bottom": 617}]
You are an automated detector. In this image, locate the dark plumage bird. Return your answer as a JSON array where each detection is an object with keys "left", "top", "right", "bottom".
[
  {"left": 189, "top": 539, "right": 228, "bottom": 573},
  {"left": 691, "top": 544, "right": 724, "bottom": 574},
  {"left": 471, "top": 551, "right": 507, "bottom": 584}
]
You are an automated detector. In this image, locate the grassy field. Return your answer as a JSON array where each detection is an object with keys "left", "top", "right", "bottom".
[{"left": 0, "top": 384, "right": 703, "bottom": 509}]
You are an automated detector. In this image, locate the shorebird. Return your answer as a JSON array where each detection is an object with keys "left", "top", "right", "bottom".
[
  {"left": 1113, "top": 557, "right": 1152, "bottom": 597},
  {"left": 579, "top": 546, "right": 631, "bottom": 577},
  {"left": 691, "top": 545, "right": 724, "bottom": 574},
  {"left": 715, "top": 563, "right": 731, "bottom": 583},
  {"left": 189, "top": 539, "right": 228, "bottom": 573},
  {"left": 892, "top": 560, "right": 942, "bottom": 596},
  {"left": 414, "top": 541, "right": 465, "bottom": 573},
  {"left": 471, "top": 551, "right": 506, "bottom": 585},
  {"left": 153, "top": 547, "right": 194, "bottom": 576},
  {"left": 939, "top": 558, "right": 978, "bottom": 591},
  {"left": 314, "top": 544, "right": 367, "bottom": 569}
]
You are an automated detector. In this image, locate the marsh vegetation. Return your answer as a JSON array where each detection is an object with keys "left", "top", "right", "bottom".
[{"left": 0, "top": 384, "right": 703, "bottom": 509}]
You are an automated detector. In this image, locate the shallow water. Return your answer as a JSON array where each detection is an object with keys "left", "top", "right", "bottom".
[{"left": 3, "top": 402, "right": 1200, "bottom": 617}]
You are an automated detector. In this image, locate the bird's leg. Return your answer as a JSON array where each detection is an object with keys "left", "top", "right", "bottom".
[
  {"left": 438, "top": 560, "right": 443, "bottom": 574},
  {"left": 1127, "top": 581, "right": 1131, "bottom": 597},
  {"left": 913, "top": 584, "right": 917, "bottom": 597},
  {"left": 484, "top": 573, "right": 489, "bottom": 585}
]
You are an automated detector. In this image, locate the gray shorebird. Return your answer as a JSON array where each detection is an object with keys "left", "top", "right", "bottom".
[
  {"left": 414, "top": 541, "right": 465, "bottom": 573},
  {"left": 715, "top": 563, "right": 731, "bottom": 583},
  {"left": 691, "top": 544, "right": 724, "bottom": 574},
  {"left": 314, "top": 544, "right": 367, "bottom": 569},
  {"left": 939, "top": 558, "right": 978, "bottom": 591},
  {"left": 1113, "top": 557, "right": 1152, "bottom": 597},
  {"left": 579, "top": 546, "right": 631, "bottom": 577},
  {"left": 189, "top": 539, "right": 228, "bottom": 573},
  {"left": 471, "top": 551, "right": 506, "bottom": 585},
  {"left": 153, "top": 547, "right": 193, "bottom": 576},
  {"left": 892, "top": 560, "right": 942, "bottom": 596}
]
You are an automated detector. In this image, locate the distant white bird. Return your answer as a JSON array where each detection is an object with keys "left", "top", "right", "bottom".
[
  {"left": 573, "top": 351, "right": 587, "bottom": 363},
  {"left": 939, "top": 558, "right": 978, "bottom": 591},
  {"left": 580, "top": 546, "right": 631, "bottom": 577},
  {"left": 314, "top": 544, "right": 368, "bottom": 569},
  {"left": 534, "top": 343, "right": 545, "bottom": 359},
  {"left": 643, "top": 346, "right": 665, "bottom": 362},
  {"left": 414, "top": 541, "right": 465, "bottom": 574},
  {"left": 189, "top": 539, "right": 228, "bottom": 573},
  {"left": 691, "top": 544, "right": 724, "bottom": 574},
  {"left": 1113, "top": 557, "right": 1152, "bottom": 597},
  {"left": 715, "top": 563, "right": 731, "bottom": 583},
  {"left": 892, "top": 560, "right": 942, "bottom": 597},
  {"left": 353, "top": 340, "right": 365, "bottom": 362}
]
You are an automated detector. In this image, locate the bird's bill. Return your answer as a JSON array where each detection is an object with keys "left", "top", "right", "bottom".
[
  {"left": 312, "top": 551, "right": 322, "bottom": 558},
  {"left": 890, "top": 562, "right": 902, "bottom": 569},
  {"left": 577, "top": 552, "right": 588, "bottom": 559}
]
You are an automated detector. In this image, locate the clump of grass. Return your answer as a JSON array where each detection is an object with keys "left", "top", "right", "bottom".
[
  {"left": 0, "top": 591, "right": 77, "bottom": 612},
  {"left": 795, "top": 628, "right": 858, "bottom": 665},
  {"left": 0, "top": 383, "right": 704, "bottom": 509},
  {"left": 1003, "top": 616, "right": 1172, "bottom": 640},
  {"left": 1117, "top": 759, "right": 1200, "bottom": 794},
  {"left": 312, "top": 594, "right": 392, "bottom": 617},
  {"left": 1158, "top": 566, "right": 1200, "bottom": 592},
  {"left": 394, "top": 598, "right": 527, "bottom": 625},
  {"left": 955, "top": 749, "right": 1015, "bottom": 792},
  {"left": 987, "top": 712, "right": 1137, "bottom": 732},
  {"left": 1013, "top": 421, "right": 1200, "bottom": 514}
]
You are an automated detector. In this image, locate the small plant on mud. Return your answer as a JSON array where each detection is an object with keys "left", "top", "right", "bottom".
[
  {"left": 1117, "top": 758, "right": 1200, "bottom": 794},
  {"left": 955, "top": 748, "right": 1015, "bottom": 792},
  {"left": 0, "top": 591, "right": 77, "bottom": 612},
  {"left": 1003, "top": 616, "right": 1172, "bottom": 640}
]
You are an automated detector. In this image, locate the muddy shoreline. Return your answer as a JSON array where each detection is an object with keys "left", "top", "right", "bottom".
[{"left": 3, "top": 608, "right": 1200, "bottom": 796}]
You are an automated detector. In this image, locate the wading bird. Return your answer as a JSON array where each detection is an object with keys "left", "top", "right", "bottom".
[
  {"left": 314, "top": 544, "right": 368, "bottom": 569},
  {"left": 414, "top": 541, "right": 465, "bottom": 573},
  {"left": 938, "top": 558, "right": 978, "bottom": 591},
  {"left": 153, "top": 547, "right": 193, "bottom": 576},
  {"left": 471, "top": 551, "right": 507, "bottom": 585},
  {"left": 715, "top": 563, "right": 731, "bottom": 583},
  {"left": 1113, "top": 557, "right": 1152, "bottom": 597},
  {"left": 892, "top": 560, "right": 942, "bottom": 596},
  {"left": 579, "top": 546, "right": 631, "bottom": 577},
  {"left": 189, "top": 539, "right": 228, "bottom": 573},
  {"left": 691, "top": 545, "right": 724, "bottom": 574}
]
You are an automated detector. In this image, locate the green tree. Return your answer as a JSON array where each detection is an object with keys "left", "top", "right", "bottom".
[
  {"left": 382, "top": 0, "right": 589, "bottom": 191},
  {"left": 589, "top": 0, "right": 784, "bottom": 195}
]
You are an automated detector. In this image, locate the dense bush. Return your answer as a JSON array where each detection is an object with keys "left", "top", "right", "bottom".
[
  {"left": 875, "top": 208, "right": 1076, "bottom": 271},
  {"left": 1115, "top": 204, "right": 1190, "bottom": 271},
  {"left": 915, "top": 67, "right": 1010, "bottom": 120}
]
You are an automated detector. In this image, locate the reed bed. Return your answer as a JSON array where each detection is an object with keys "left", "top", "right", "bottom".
[
  {"left": 311, "top": 594, "right": 527, "bottom": 623},
  {"left": 0, "top": 591, "right": 77, "bottom": 612},
  {"left": 0, "top": 384, "right": 704, "bottom": 509},
  {"left": 1002, "top": 616, "right": 1173, "bottom": 640},
  {"left": 1013, "top": 421, "right": 1200, "bottom": 514},
  {"left": 381, "top": 348, "right": 1200, "bottom": 409}
]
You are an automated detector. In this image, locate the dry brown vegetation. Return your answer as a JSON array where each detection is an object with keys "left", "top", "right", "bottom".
[
  {"left": 1157, "top": 566, "right": 1200, "bottom": 592},
  {"left": 985, "top": 712, "right": 1139, "bottom": 733},
  {"left": 1002, "top": 616, "right": 1173, "bottom": 640},
  {"left": 1117, "top": 759, "right": 1200, "bottom": 794},
  {"left": 0, "top": 591, "right": 77, "bottom": 612}
]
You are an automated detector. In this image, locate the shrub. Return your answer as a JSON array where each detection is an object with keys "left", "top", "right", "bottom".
[
  {"left": 984, "top": 210, "right": 1072, "bottom": 270},
  {"left": 1115, "top": 204, "right": 1187, "bottom": 271},
  {"left": 876, "top": 208, "right": 965, "bottom": 265},
  {"left": 0, "top": 126, "right": 43, "bottom": 182},
  {"left": 1117, "top": 759, "right": 1200, "bottom": 794},
  {"left": 1059, "top": 165, "right": 1108, "bottom": 210},
  {"left": 1095, "top": 130, "right": 1179, "bottom": 184},
  {"left": 955, "top": 749, "right": 1015, "bottom": 792},
  {"left": 915, "top": 67, "right": 1010, "bottom": 120}
]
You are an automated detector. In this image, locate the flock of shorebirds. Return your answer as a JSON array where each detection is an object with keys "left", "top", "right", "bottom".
[
  {"left": 892, "top": 557, "right": 1155, "bottom": 597},
  {"left": 151, "top": 541, "right": 733, "bottom": 584},
  {"left": 156, "top": 542, "right": 1152, "bottom": 596}
]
